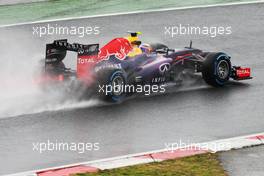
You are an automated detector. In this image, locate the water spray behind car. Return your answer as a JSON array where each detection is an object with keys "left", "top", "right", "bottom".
[{"left": 0, "top": 31, "right": 100, "bottom": 118}]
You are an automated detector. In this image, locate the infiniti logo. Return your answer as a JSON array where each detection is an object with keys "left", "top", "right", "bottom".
[{"left": 159, "top": 63, "right": 171, "bottom": 73}]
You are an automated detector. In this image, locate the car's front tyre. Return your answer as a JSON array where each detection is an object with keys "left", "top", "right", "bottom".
[{"left": 202, "top": 52, "right": 231, "bottom": 87}]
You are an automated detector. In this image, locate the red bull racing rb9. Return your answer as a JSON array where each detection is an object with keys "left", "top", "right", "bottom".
[{"left": 40, "top": 32, "right": 252, "bottom": 102}]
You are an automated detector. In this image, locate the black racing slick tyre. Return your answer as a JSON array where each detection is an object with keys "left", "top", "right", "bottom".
[
  {"left": 97, "top": 69, "right": 127, "bottom": 102},
  {"left": 202, "top": 52, "right": 231, "bottom": 87}
]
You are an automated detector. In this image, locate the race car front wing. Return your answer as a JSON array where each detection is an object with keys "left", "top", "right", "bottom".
[{"left": 231, "top": 66, "right": 252, "bottom": 80}]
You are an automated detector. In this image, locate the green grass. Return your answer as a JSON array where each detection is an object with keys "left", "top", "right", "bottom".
[
  {"left": 0, "top": 0, "right": 257, "bottom": 25},
  {"left": 74, "top": 153, "right": 227, "bottom": 176}
]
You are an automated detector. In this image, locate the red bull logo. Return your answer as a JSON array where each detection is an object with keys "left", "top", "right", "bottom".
[
  {"left": 98, "top": 38, "right": 132, "bottom": 60},
  {"left": 76, "top": 38, "right": 132, "bottom": 85}
]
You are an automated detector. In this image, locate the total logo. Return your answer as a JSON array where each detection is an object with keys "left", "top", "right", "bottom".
[
  {"left": 236, "top": 67, "right": 251, "bottom": 78},
  {"left": 237, "top": 69, "right": 250, "bottom": 74},
  {"left": 78, "top": 57, "right": 95, "bottom": 64}
]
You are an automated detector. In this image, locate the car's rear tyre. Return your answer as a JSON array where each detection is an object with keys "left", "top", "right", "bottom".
[
  {"left": 97, "top": 69, "right": 127, "bottom": 102},
  {"left": 202, "top": 52, "right": 231, "bottom": 87}
]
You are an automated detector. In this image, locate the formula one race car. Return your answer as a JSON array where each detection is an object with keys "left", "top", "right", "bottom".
[{"left": 40, "top": 32, "right": 252, "bottom": 102}]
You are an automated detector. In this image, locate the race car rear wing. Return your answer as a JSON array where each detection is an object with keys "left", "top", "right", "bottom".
[
  {"left": 45, "top": 39, "right": 100, "bottom": 83},
  {"left": 45, "top": 39, "right": 99, "bottom": 64}
]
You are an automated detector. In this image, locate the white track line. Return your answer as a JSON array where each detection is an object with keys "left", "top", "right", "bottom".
[
  {"left": 5, "top": 132, "right": 264, "bottom": 176},
  {"left": 0, "top": 0, "right": 264, "bottom": 28}
]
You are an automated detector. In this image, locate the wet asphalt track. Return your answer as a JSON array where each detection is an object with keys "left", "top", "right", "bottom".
[
  {"left": 0, "top": 2, "right": 264, "bottom": 175},
  {"left": 220, "top": 145, "right": 264, "bottom": 176}
]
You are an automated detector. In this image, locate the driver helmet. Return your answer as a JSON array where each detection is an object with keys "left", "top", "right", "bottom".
[{"left": 140, "top": 43, "right": 152, "bottom": 54}]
